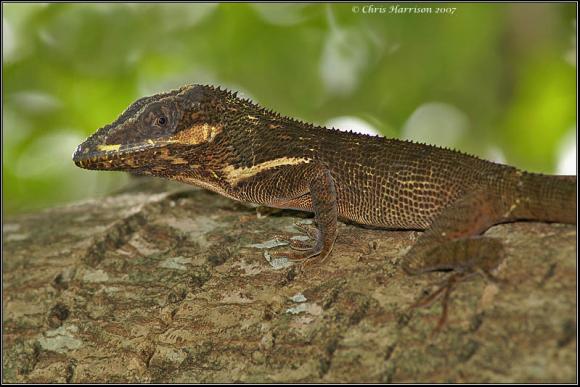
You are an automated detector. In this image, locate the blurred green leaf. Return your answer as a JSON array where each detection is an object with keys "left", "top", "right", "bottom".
[{"left": 3, "top": 3, "right": 576, "bottom": 214}]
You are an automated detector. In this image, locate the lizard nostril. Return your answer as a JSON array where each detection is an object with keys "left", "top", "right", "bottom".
[{"left": 72, "top": 146, "right": 82, "bottom": 162}]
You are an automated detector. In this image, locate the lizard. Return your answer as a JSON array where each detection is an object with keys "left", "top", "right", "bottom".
[{"left": 73, "top": 84, "right": 577, "bottom": 300}]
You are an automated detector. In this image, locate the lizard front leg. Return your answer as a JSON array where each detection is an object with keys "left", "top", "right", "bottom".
[
  {"left": 287, "top": 166, "right": 338, "bottom": 263},
  {"left": 230, "top": 162, "right": 338, "bottom": 264}
]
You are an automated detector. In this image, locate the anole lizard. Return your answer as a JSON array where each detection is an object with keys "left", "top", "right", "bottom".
[{"left": 73, "top": 85, "right": 576, "bottom": 282}]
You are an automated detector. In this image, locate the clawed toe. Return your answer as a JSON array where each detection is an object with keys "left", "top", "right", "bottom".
[
  {"left": 293, "top": 222, "right": 320, "bottom": 240},
  {"left": 269, "top": 243, "right": 329, "bottom": 268},
  {"left": 288, "top": 239, "right": 315, "bottom": 251},
  {"left": 410, "top": 272, "right": 467, "bottom": 333},
  {"left": 267, "top": 219, "right": 334, "bottom": 268}
]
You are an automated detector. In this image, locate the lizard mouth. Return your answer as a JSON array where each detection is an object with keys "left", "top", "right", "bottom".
[{"left": 72, "top": 142, "right": 160, "bottom": 171}]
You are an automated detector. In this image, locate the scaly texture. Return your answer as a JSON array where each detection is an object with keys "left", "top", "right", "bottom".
[{"left": 73, "top": 84, "right": 577, "bottom": 275}]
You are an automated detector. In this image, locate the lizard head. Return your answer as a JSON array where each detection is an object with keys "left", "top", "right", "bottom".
[{"left": 72, "top": 84, "right": 228, "bottom": 173}]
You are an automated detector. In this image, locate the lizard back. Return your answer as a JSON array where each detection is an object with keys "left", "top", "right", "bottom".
[{"left": 223, "top": 118, "right": 513, "bottom": 229}]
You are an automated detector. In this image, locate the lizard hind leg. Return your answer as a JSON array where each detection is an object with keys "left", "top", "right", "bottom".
[
  {"left": 401, "top": 191, "right": 507, "bottom": 329},
  {"left": 404, "top": 236, "right": 506, "bottom": 275},
  {"left": 402, "top": 191, "right": 506, "bottom": 276}
]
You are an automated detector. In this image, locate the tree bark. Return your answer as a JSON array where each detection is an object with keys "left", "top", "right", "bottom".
[{"left": 3, "top": 186, "right": 576, "bottom": 382}]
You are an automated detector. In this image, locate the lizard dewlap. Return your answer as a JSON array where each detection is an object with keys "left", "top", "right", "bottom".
[{"left": 73, "top": 84, "right": 577, "bottom": 275}]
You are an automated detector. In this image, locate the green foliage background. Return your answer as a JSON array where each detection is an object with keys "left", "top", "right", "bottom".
[{"left": 3, "top": 3, "right": 577, "bottom": 214}]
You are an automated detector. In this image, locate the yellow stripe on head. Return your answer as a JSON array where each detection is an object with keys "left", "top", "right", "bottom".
[
  {"left": 97, "top": 144, "right": 122, "bottom": 152},
  {"left": 170, "top": 124, "right": 222, "bottom": 145}
]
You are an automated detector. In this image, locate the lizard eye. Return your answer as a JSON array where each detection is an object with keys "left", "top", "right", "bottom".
[{"left": 155, "top": 116, "right": 168, "bottom": 126}]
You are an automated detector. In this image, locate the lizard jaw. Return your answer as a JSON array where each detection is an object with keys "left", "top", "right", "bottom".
[{"left": 72, "top": 142, "right": 160, "bottom": 171}]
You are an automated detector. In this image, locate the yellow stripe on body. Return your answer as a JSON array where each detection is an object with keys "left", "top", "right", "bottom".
[{"left": 222, "top": 157, "right": 311, "bottom": 185}]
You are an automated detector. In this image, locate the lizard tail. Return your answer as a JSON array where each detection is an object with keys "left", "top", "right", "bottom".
[{"left": 513, "top": 172, "right": 577, "bottom": 224}]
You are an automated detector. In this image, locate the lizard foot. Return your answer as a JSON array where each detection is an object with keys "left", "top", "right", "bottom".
[
  {"left": 270, "top": 244, "right": 323, "bottom": 264},
  {"left": 410, "top": 272, "right": 470, "bottom": 335},
  {"left": 271, "top": 222, "right": 320, "bottom": 251},
  {"left": 292, "top": 222, "right": 320, "bottom": 240},
  {"left": 410, "top": 268, "right": 504, "bottom": 335},
  {"left": 269, "top": 235, "right": 314, "bottom": 252},
  {"left": 269, "top": 241, "right": 334, "bottom": 268}
]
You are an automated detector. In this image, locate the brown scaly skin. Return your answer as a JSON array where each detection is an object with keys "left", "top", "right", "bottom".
[{"left": 73, "top": 84, "right": 577, "bottom": 280}]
